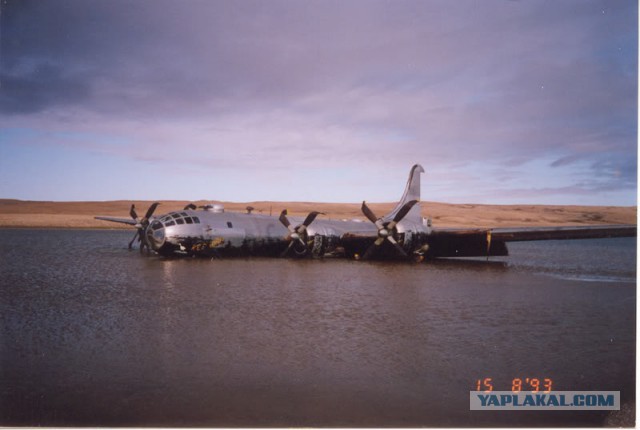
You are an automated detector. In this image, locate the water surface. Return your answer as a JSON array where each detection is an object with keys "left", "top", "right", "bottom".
[{"left": 0, "top": 230, "right": 635, "bottom": 426}]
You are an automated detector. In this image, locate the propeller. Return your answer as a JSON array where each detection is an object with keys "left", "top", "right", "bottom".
[
  {"left": 128, "top": 202, "right": 160, "bottom": 253},
  {"left": 360, "top": 199, "right": 418, "bottom": 260},
  {"left": 278, "top": 209, "right": 324, "bottom": 257}
]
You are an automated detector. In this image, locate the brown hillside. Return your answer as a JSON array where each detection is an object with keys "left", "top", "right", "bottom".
[{"left": 0, "top": 199, "right": 635, "bottom": 229}]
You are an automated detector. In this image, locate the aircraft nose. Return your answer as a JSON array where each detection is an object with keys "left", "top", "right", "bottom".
[{"left": 146, "top": 220, "right": 166, "bottom": 250}]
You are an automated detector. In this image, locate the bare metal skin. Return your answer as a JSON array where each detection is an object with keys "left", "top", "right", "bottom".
[{"left": 96, "top": 164, "right": 636, "bottom": 260}]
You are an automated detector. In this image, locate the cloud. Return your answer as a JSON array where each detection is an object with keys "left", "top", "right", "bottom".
[
  {"left": 0, "top": 0, "right": 636, "bottom": 204},
  {"left": 0, "top": 63, "right": 91, "bottom": 114}
]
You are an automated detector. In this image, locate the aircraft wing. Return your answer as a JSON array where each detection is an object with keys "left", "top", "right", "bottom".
[
  {"left": 428, "top": 224, "right": 636, "bottom": 258},
  {"left": 488, "top": 224, "right": 636, "bottom": 241},
  {"left": 95, "top": 216, "right": 137, "bottom": 226}
]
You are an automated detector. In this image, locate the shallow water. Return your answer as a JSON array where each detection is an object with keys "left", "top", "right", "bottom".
[{"left": 0, "top": 230, "right": 635, "bottom": 426}]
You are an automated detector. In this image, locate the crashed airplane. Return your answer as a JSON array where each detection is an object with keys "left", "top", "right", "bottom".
[{"left": 96, "top": 164, "right": 636, "bottom": 260}]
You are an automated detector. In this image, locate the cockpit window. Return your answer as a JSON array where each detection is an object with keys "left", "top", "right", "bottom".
[{"left": 161, "top": 212, "right": 199, "bottom": 226}]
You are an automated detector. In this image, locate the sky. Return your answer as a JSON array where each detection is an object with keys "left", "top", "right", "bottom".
[{"left": 0, "top": 0, "right": 637, "bottom": 205}]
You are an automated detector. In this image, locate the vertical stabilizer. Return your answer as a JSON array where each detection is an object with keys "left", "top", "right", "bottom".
[{"left": 383, "top": 164, "right": 424, "bottom": 223}]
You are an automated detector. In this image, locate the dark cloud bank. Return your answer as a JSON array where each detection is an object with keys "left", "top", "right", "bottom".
[{"left": 0, "top": 0, "right": 636, "bottom": 203}]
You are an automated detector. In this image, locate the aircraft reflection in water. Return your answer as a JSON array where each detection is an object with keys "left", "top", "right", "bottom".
[{"left": 96, "top": 165, "right": 636, "bottom": 260}]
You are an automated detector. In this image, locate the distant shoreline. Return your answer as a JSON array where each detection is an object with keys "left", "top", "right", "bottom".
[{"left": 0, "top": 199, "right": 635, "bottom": 229}]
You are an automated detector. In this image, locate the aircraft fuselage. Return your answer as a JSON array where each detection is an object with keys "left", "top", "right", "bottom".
[{"left": 146, "top": 207, "right": 430, "bottom": 258}]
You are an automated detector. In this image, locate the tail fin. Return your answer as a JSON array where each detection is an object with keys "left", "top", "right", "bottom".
[{"left": 383, "top": 164, "right": 424, "bottom": 223}]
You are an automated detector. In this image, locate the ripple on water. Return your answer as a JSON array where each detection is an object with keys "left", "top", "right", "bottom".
[{"left": 0, "top": 230, "right": 635, "bottom": 426}]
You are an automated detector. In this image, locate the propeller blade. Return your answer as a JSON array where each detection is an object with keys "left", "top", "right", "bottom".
[
  {"left": 279, "top": 209, "right": 296, "bottom": 233},
  {"left": 361, "top": 240, "right": 382, "bottom": 260},
  {"left": 392, "top": 199, "right": 419, "bottom": 224},
  {"left": 130, "top": 204, "right": 138, "bottom": 221},
  {"left": 140, "top": 228, "right": 152, "bottom": 254},
  {"left": 279, "top": 209, "right": 323, "bottom": 257},
  {"left": 302, "top": 211, "right": 323, "bottom": 227},
  {"left": 279, "top": 240, "right": 295, "bottom": 258},
  {"left": 279, "top": 209, "right": 291, "bottom": 228},
  {"left": 125, "top": 203, "right": 157, "bottom": 253},
  {"left": 144, "top": 202, "right": 160, "bottom": 220},
  {"left": 362, "top": 237, "right": 385, "bottom": 260},
  {"left": 139, "top": 232, "right": 146, "bottom": 253},
  {"left": 357, "top": 200, "right": 417, "bottom": 261},
  {"left": 386, "top": 200, "right": 418, "bottom": 230},
  {"left": 361, "top": 246, "right": 374, "bottom": 260},
  {"left": 387, "top": 235, "right": 408, "bottom": 258},
  {"left": 128, "top": 230, "right": 139, "bottom": 249},
  {"left": 361, "top": 201, "right": 379, "bottom": 224}
]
